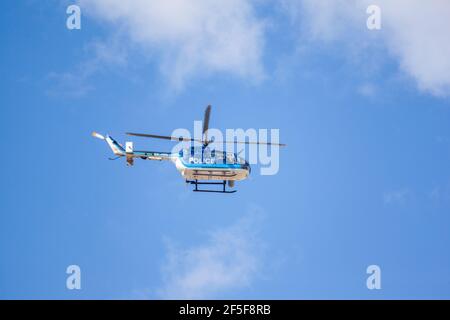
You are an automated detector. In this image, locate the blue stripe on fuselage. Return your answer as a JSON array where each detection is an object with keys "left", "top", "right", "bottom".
[{"left": 181, "top": 162, "right": 244, "bottom": 169}]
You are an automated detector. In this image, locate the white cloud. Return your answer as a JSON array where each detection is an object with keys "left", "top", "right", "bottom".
[
  {"left": 158, "top": 206, "right": 264, "bottom": 299},
  {"left": 46, "top": 36, "right": 128, "bottom": 97},
  {"left": 379, "top": 1, "right": 450, "bottom": 96},
  {"left": 78, "top": 0, "right": 265, "bottom": 89},
  {"left": 284, "top": 0, "right": 450, "bottom": 97}
]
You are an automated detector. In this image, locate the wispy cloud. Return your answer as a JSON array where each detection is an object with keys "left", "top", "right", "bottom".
[
  {"left": 283, "top": 0, "right": 450, "bottom": 97},
  {"left": 383, "top": 188, "right": 411, "bottom": 205},
  {"left": 46, "top": 36, "right": 128, "bottom": 98},
  {"left": 78, "top": 0, "right": 266, "bottom": 90},
  {"left": 46, "top": 70, "right": 94, "bottom": 98},
  {"left": 357, "top": 82, "right": 378, "bottom": 98},
  {"left": 429, "top": 184, "right": 450, "bottom": 203},
  {"left": 158, "top": 205, "right": 265, "bottom": 299}
]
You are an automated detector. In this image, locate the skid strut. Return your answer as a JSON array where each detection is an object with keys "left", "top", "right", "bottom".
[{"left": 186, "top": 180, "right": 237, "bottom": 193}]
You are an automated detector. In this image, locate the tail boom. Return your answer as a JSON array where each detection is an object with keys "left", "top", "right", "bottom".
[{"left": 92, "top": 132, "right": 173, "bottom": 164}]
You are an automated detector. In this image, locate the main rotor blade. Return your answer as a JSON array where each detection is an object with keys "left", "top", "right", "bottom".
[
  {"left": 211, "top": 140, "right": 286, "bottom": 147},
  {"left": 126, "top": 132, "right": 202, "bottom": 143},
  {"left": 203, "top": 105, "right": 211, "bottom": 143}
]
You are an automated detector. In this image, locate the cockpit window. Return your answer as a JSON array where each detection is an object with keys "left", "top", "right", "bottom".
[
  {"left": 226, "top": 153, "right": 236, "bottom": 164},
  {"left": 203, "top": 147, "right": 211, "bottom": 159},
  {"left": 215, "top": 151, "right": 225, "bottom": 164}
]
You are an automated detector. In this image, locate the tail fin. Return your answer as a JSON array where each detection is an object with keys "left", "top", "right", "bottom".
[{"left": 92, "top": 131, "right": 125, "bottom": 156}]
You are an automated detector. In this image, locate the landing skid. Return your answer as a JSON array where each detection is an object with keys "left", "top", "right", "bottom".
[{"left": 186, "top": 180, "right": 237, "bottom": 193}]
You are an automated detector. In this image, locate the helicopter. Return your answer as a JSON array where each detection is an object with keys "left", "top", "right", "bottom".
[{"left": 92, "top": 105, "right": 285, "bottom": 193}]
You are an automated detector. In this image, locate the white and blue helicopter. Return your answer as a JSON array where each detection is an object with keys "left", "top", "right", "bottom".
[{"left": 92, "top": 105, "right": 285, "bottom": 193}]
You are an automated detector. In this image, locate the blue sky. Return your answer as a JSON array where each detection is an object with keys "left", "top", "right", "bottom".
[{"left": 1, "top": 0, "right": 450, "bottom": 299}]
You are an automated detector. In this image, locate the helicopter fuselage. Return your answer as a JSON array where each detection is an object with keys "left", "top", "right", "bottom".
[{"left": 174, "top": 147, "right": 250, "bottom": 181}]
